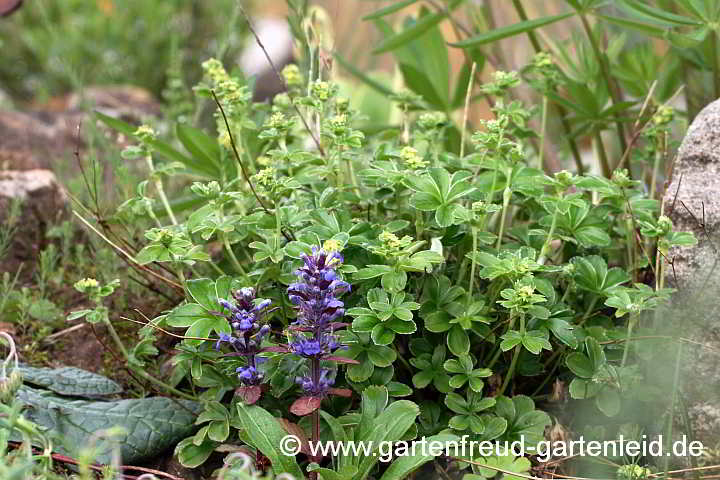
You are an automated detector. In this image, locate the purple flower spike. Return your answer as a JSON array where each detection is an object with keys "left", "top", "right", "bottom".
[
  {"left": 287, "top": 247, "right": 352, "bottom": 406},
  {"left": 213, "top": 288, "right": 273, "bottom": 387}
]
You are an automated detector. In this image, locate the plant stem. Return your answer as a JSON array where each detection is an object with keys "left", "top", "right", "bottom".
[
  {"left": 538, "top": 200, "right": 560, "bottom": 264},
  {"left": 662, "top": 342, "right": 683, "bottom": 479},
  {"left": 495, "top": 169, "right": 512, "bottom": 250},
  {"left": 498, "top": 314, "right": 525, "bottom": 396},
  {"left": 649, "top": 139, "right": 663, "bottom": 201},
  {"left": 511, "top": 0, "right": 541, "bottom": 51},
  {"left": 222, "top": 232, "right": 246, "bottom": 276},
  {"left": 310, "top": 357, "right": 321, "bottom": 478},
  {"left": 460, "top": 62, "right": 478, "bottom": 159},
  {"left": 146, "top": 154, "right": 177, "bottom": 225},
  {"left": 594, "top": 132, "right": 612, "bottom": 178},
  {"left": 578, "top": 12, "right": 627, "bottom": 155},
  {"left": 539, "top": 96, "right": 549, "bottom": 171},
  {"left": 578, "top": 296, "right": 599, "bottom": 326},
  {"left": 103, "top": 318, "right": 129, "bottom": 360},
  {"left": 132, "top": 366, "right": 196, "bottom": 401},
  {"left": 510, "top": 0, "right": 583, "bottom": 173},
  {"left": 712, "top": 29, "right": 720, "bottom": 102},
  {"left": 620, "top": 315, "right": 635, "bottom": 368},
  {"left": 488, "top": 312, "right": 516, "bottom": 369}
]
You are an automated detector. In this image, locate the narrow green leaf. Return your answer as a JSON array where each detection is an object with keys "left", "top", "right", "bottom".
[
  {"left": 450, "top": 12, "right": 574, "bottom": 48},
  {"left": 372, "top": 0, "right": 461, "bottom": 54},
  {"left": 363, "top": 0, "right": 418, "bottom": 20}
]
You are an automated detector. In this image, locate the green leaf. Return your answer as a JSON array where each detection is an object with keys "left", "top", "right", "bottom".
[
  {"left": 574, "top": 226, "right": 611, "bottom": 247},
  {"left": 176, "top": 124, "right": 221, "bottom": 176},
  {"left": 371, "top": 324, "right": 396, "bottom": 345},
  {"left": 596, "top": 14, "right": 666, "bottom": 37},
  {"left": 96, "top": 112, "right": 215, "bottom": 178},
  {"left": 382, "top": 270, "right": 407, "bottom": 292},
  {"left": 379, "top": 434, "right": 458, "bottom": 480},
  {"left": 18, "top": 364, "right": 122, "bottom": 397},
  {"left": 368, "top": 345, "right": 398, "bottom": 367},
  {"left": 348, "top": 357, "right": 375, "bottom": 382},
  {"left": 450, "top": 12, "right": 574, "bottom": 48},
  {"left": 308, "top": 464, "right": 359, "bottom": 480},
  {"left": 596, "top": 388, "right": 621, "bottom": 417},
  {"left": 619, "top": 0, "right": 702, "bottom": 26},
  {"left": 166, "top": 303, "right": 208, "bottom": 327},
  {"left": 435, "top": 204, "right": 457, "bottom": 227},
  {"left": 187, "top": 278, "right": 221, "bottom": 311},
  {"left": 568, "top": 378, "right": 601, "bottom": 399},
  {"left": 363, "top": 0, "right": 418, "bottom": 20},
  {"left": 447, "top": 326, "right": 470, "bottom": 356},
  {"left": 473, "top": 453, "right": 531, "bottom": 480},
  {"left": 175, "top": 437, "right": 217, "bottom": 468},
  {"left": 354, "top": 265, "right": 392, "bottom": 280},
  {"left": 17, "top": 386, "right": 201, "bottom": 465},
  {"left": 66, "top": 309, "right": 92, "bottom": 321},
  {"left": 356, "top": 399, "right": 420, "bottom": 478},
  {"left": 236, "top": 404, "right": 304, "bottom": 478},
  {"left": 566, "top": 352, "right": 594, "bottom": 378},
  {"left": 372, "top": 2, "right": 460, "bottom": 54}
]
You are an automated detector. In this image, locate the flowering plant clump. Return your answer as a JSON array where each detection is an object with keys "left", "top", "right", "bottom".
[{"left": 92, "top": 5, "right": 706, "bottom": 476}]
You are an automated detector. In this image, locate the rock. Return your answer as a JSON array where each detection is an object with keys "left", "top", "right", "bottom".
[
  {"left": 663, "top": 98, "right": 720, "bottom": 289},
  {"left": 0, "top": 111, "right": 59, "bottom": 170},
  {"left": 0, "top": 169, "right": 69, "bottom": 264},
  {"left": 0, "top": 86, "right": 159, "bottom": 274},
  {"left": 63, "top": 85, "right": 162, "bottom": 120},
  {"left": 239, "top": 17, "right": 293, "bottom": 101},
  {"left": 662, "top": 98, "right": 720, "bottom": 448},
  {"left": 0, "top": 85, "right": 161, "bottom": 170}
]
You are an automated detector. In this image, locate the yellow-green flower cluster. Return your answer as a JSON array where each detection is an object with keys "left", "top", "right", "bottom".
[
  {"left": 481, "top": 70, "right": 520, "bottom": 96},
  {"left": 201, "top": 58, "right": 251, "bottom": 111},
  {"left": 202, "top": 58, "right": 227, "bottom": 85},
  {"left": 417, "top": 112, "right": 446, "bottom": 132},
  {"left": 282, "top": 64, "right": 303, "bottom": 88},
  {"left": 253, "top": 167, "right": 275, "bottom": 187},
  {"left": 135, "top": 125, "right": 157, "bottom": 142},
  {"left": 327, "top": 114, "right": 348, "bottom": 135},
  {"left": 219, "top": 131, "right": 232, "bottom": 150},
  {"left": 532, "top": 51, "right": 553, "bottom": 69},
  {"left": 74, "top": 278, "right": 99, "bottom": 292},
  {"left": 616, "top": 464, "right": 651, "bottom": 480},
  {"left": 379, "top": 231, "right": 412, "bottom": 250},
  {"left": 399, "top": 146, "right": 427, "bottom": 169},
  {"left": 311, "top": 81, "right": 332, "bottom": 102},
  {"left": 653, "top": 105, "right": 674, "bottom": 126}
]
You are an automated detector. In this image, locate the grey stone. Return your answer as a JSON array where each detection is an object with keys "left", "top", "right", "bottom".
[
  {"left": 0, "top": 169, "right": 69, "bottom": 263},
  {"left": 662, "top": 99, "right": 720, "bottom": 448},
  {"left": 663, "top": 99, "right": 720, "bottom": 289}
]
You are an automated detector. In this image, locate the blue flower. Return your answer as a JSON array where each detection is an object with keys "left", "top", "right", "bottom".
[
  {"left": 213, "top": 288, "right": 273, "bottom": 387},
  {"left": 290, "top": 333, "right": 342, "bottom": 358},
  {"left": 236, "top": 365, "right": 261, "bottom": 384},
  {"left": 296, "top": 368, "right": 335, "bottom": 395},
  {"left": 215, "top": 332, "right": 233, "bottom": 351}
]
